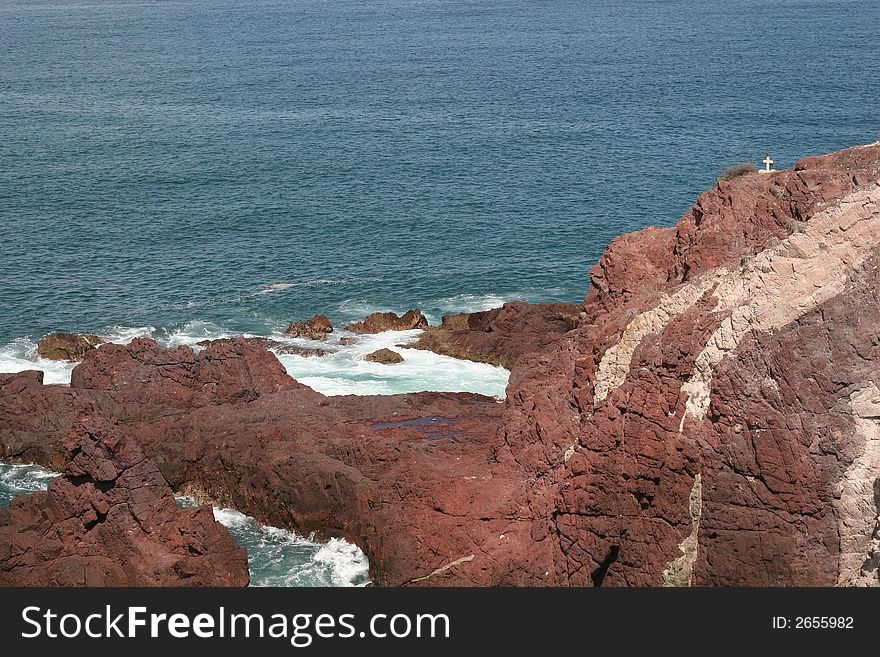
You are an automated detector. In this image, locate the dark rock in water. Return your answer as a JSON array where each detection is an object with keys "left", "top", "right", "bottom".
[
  {"left": 347, "top": 309, "right": 429, "bottom": 334},
  {"left": 197, "top": 337, "right": 329, "bottom": 358},
  {"left": 410, "top": 302, "right": 579, "bottom": 369},
  {"left": 36, "top": 332, "right": 103, "bottom": 361},
  {"left": 365, "top": 348, "right": 404, "bottom": 364},
  {"left": 275, "top": 345, "right": 330, "bottom": 357},
  {"left": 338, "top": 336, "right": 360, "bottom": 346},
  {"left": 198, "top": 336, "right": 278, "bottom": 350},
  {"left": 0, "top": 417, "right": 249, "bottom": 586},
  {"left": 286, "top": 315, "right": 333, "bottom": 340}
]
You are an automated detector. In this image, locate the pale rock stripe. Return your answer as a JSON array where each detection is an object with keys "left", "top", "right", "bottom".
[
  {"left": 593, "top": 270, "right": 728, "bottom": 404},
  {"left": 835, "top": 384, "right": 880, "bottom": 586},
  {"left": 680, "top": 184, "right": 880, "bottom": 430}
]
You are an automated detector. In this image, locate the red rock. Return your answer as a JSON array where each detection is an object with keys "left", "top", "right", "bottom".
[
  {"left": 347, "top": 309, "right": 429, "bottom": 333},
  {"left": 410, "top": 302, "right": 579, "bottom": 368},
  {"left": 286, "top": 315, "right": 333, "bottom": 340},
  {"left": 364, "top": 348, "right": 404, "bottom": 364},
  {"left": 0, "top": 417, "right": 249, "bottom": 586},
  {"left": 36, "top": 332, "right": 103, "bottom": 361}
]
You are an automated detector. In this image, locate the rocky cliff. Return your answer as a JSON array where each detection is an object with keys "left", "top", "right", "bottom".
[{"left": 1, "top": 142, "right": 879, "bottom": 586}]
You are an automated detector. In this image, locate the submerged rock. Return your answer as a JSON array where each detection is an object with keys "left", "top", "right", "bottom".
[
  {"left": 0, "top": 417, "right": 249, "bottom": 586},
  {"left": 197, "top": 337, "right": 329, "bottom": 357},
  {"left": 36, "top": 332, "right": 103, "bottom": 361},
  {"left": 347, "top": 309, "right": 428, "bottom": 334},
  {"left": 286, "top": 315, "right": 333, "bottom": 340},
  {"left": 365, "top": 348, "right": 404, "bottom": 364}
]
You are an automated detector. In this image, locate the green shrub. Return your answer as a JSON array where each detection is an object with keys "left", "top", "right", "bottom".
[{"left": 718, "top": 162, "right": 758, "bottom": 183}]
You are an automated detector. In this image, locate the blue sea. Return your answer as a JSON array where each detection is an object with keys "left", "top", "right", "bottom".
[{"left": 0, "top": 0, "right": 878, "bottom": 584}]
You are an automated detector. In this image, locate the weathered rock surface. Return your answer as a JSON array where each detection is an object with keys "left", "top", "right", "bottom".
[
  {"left": 197, "top": 337, "right": 329, "bottom": 357},
  {"left": 347, "top": 309, "right": 429, "bottom": 334},
  {"left": 0, "top": 417, "right": 249, "bottom": 586},
  {"left": 365, "top": 348, "right": 404, "bottom": 364},
  {"left": 410, "top": 302, "right": 580, "bottom": 368},
  {"left": 498, "top": 141, "right": 880, "bottom": 586},
  {"left": 36, "top": 332, "right": 103, "bottom": 361},
  {"left": 286, "top": 315, "right": 333, "bottom": 340},
  {"left": 2, "top": 143, "right": 880, "bottom": 587}
]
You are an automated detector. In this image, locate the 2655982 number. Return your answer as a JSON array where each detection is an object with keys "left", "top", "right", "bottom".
[{"left": 795, "top": 617, "right": 853, "bottom": 629}]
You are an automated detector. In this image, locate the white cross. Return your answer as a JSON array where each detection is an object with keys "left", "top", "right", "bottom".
[{"left": 762, "top": 155, "right": 774, "bottom": 172}]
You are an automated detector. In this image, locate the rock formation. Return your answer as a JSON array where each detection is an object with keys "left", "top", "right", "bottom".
[
  {"left": 37, "top": 332, "right": 103, "bottom": 361},
  {"left": 498, "top": 141, "right": 880, "bottom": 586},
  {"left": 2, "top": 142, "right": 880, "bottom": 587},
  {"left": 365, "top": 348, "right": 404, "bottom": 364},
  {"left": 0, "top": 417, "right": 249, "bottom": 586},
  {"left": 286, "top": 315, "right": 333, "bottom": 340},
  {"left": 410, "top": 302, "right": 579, "bottom": 368},
  {"left": 347, "top": 309, "right": 429, "bottom": 333}
]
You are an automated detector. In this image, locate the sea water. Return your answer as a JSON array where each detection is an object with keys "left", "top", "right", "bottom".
[{"left": 0, "top": 463, "right": 370, "bottom": 587}]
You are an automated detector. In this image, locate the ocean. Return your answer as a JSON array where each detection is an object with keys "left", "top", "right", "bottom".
[{"left": 1, "top": 0, "right": 878, "bottom": 584}]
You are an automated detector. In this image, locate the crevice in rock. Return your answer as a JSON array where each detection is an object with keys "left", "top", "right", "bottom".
[{"left": 590, "top": 544, "right": 619, "bottom": 587}]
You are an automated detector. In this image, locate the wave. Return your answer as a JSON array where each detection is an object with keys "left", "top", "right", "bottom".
[
  {"left": 0, "top": 463, "right": 59, "bottom": 507},
  {"left": 257, "top": 277, "right": 383, "bottom": 296},
  {"left": 176, "top": 497, "right": 371, "bottom": 587},
  {"left": 0, "top": 321, "right": 510, "bottom": 397},
  {"left": 274, "top": 329, "right": 509, "bottom": 398},
  {"left": 0, "top": 287, "right": 532, "bottom": 397},
  {"left": 0, "top": 338, "right": 77, "bottom": 385}
]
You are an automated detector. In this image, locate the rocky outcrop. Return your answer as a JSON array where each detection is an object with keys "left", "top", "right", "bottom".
[
  {"left": 347, "top": 309, "right": 429, "bottom": 334},
  {"left": 286, "top": 315, "right": 333, "bottom": 340},
  {"left": 0, "top": 353, "right": 507, "bottom": 586},
  {"left": 37, "top": 332, "right": 103, "bottom": 361},
  {"left": 197, "top": 337, "right": 329, "bottom": 357},
  {"left": 2, "top": 142, "right": 880, "bottom": 587},
  {"left": 410, "top": 302, "right": 579, "bottom": 368},
  {"left": 365, "top": 348, "right": 404, "bottom": 364},
  {"left": 498, "top": 141, "right": 880, "bottom": 586},
  {"left": 0, "top": 417, "right": 249, "bottom": 586}
]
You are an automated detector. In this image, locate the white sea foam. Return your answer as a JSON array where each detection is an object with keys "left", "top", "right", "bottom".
[
  {"left": 430, "top": 292, "right": 511, "bottom": 314},
  {"left": 274, "top": 329, "right": 509, "bottom": 398},
  {"left": 0, "top": 337, "right": 77, "bottom": 385},
  {"left": 0, "top": 295, "right": 513, "bottom": 398},
  {"left": 314, "top": 538, "right": 372, "bottom": 587},
  {"left": 176, "top": 496, "right": 371, "bottom": 587},
  {"left": 0, "top": 462, "right": 59, "bottom": 496}
]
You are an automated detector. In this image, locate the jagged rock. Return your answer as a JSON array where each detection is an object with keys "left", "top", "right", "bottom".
[
  {"left": 410, "top": 302, "right": 579, "bottom": 368},
  {"left": 286, "top": 315, "right": 333, "bottom": 340},
  {"left": 0, "top": 417, "right": 249, "bottom": 586},
  {"left": 347, "top": 309, "right": 428, "bottom": 334},
  {"left": 36, "top": 332, "right": 103, "bottom": 361},
  {"left": 365, "top": 348, "right": 404, "bottom": 364}
]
